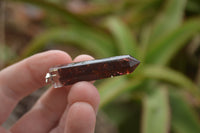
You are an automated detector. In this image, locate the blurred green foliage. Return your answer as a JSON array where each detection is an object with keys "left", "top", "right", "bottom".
[{"left": 4, "top": 0, "right": 200, "bottom": 132}]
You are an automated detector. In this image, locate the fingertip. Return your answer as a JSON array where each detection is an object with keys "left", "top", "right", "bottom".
[
  {"left": 68, "top": 81, "right": 100, "bottom": 113},
  {"left": 73, "top": 54, "right": 94, "bottom": 62},
  {"left": 65, "top": 102, "right": 96, "bottom": 133}
]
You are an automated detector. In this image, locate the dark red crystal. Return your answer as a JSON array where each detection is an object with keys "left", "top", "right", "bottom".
[{"left": 57, "top": 55, "right": 140, "bottom": 86}]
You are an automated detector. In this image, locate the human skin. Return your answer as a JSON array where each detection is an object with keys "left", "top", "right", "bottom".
[{"left": 0, "top": 50, "right": 100, "bottom": 133}]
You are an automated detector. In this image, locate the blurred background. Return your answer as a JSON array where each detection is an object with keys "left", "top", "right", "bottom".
[{"left": 0, "top": 0, "right": 200, "bottom": 132}]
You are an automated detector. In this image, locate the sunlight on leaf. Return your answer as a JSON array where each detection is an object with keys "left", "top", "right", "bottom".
[{"left": 142, "top": 87, "right": 170, "bottom": 133}]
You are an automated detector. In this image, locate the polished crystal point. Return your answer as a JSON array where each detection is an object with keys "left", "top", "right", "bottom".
[{"left": 46, "top": 55, "right": 140, "bottom": 88}]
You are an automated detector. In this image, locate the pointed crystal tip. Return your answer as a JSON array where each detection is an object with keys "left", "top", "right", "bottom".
[{"left": 127, "top": 55, "right": 140, "bottom": 68}]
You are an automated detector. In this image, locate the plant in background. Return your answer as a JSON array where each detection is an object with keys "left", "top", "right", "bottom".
[{"left": 5, "top": 0, "right": 200, "bottom": 132}]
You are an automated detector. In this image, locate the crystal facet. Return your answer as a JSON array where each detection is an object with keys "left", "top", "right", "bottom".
[{"left": 46, "top": 55, "right": 140, "bottom": 88}]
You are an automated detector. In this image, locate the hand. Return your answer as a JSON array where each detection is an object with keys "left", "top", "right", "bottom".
[{"left": 0, "top": 50, "right": 100, "bottom": 133}]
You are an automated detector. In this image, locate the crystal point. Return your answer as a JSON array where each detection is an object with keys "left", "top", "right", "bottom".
[
  {"left": 128, "top": 56, "right": 140, "bottom": 67},
  {"left": 46, "top": 55, "right": 140, "bottom": 88}
]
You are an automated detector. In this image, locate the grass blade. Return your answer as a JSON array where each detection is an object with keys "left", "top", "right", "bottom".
[
  {"left": 140, "top": 65, "right": 200, "bottom": 97},
  {"left": 21, "top": 26, "right": 116, "bottom": 58},
  {"left": 99, "top": 76, "right": 142, "bottom": 108},
  {"left": 145, "top": 18, "right": 200, "bottom": 65},
  {"left": 105, "top": 17, "right": 140, "bottom": 58},
  {"left": 142, "top": 87, "right": 170, "bottom": 133},
  {"left": 148, "top": 0, "right": 186, "bottom": 45}
]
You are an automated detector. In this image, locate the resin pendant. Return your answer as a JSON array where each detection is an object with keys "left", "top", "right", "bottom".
[{"left": 46, "top": 55, "right": 140, "bottom": 88}]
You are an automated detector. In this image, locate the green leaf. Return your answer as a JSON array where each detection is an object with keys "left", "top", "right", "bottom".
[
  {"left": 140, "top": 65, "right": 200, "bottom": 97},
  {"left": 99, "top": 76, "right": 142, "bottom": 108},
  {"left": 142, "top": 87, "right": 170, "bottom": 133},
  {"left": 148, "top": 0, "right": 186, "bottom": 45},
  {"left": 105, "top": 17, "right": 140, "bottom": 58},
  {"left": 21, "top": 26, "right": 116, "bottom": 58},
  {"left": 145, "top": 18, "right": 200, "bottom": 65},
  {"left": 170, "top": 90, "right": 200, "bottom": 133},
  {"left": 140, "top": 24, "right": 152, "bottom": 60}
]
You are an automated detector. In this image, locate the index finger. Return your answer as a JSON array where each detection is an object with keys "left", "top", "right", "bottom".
[{"left": 0, "top": 50, "right": 72, "bottom": 124}]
